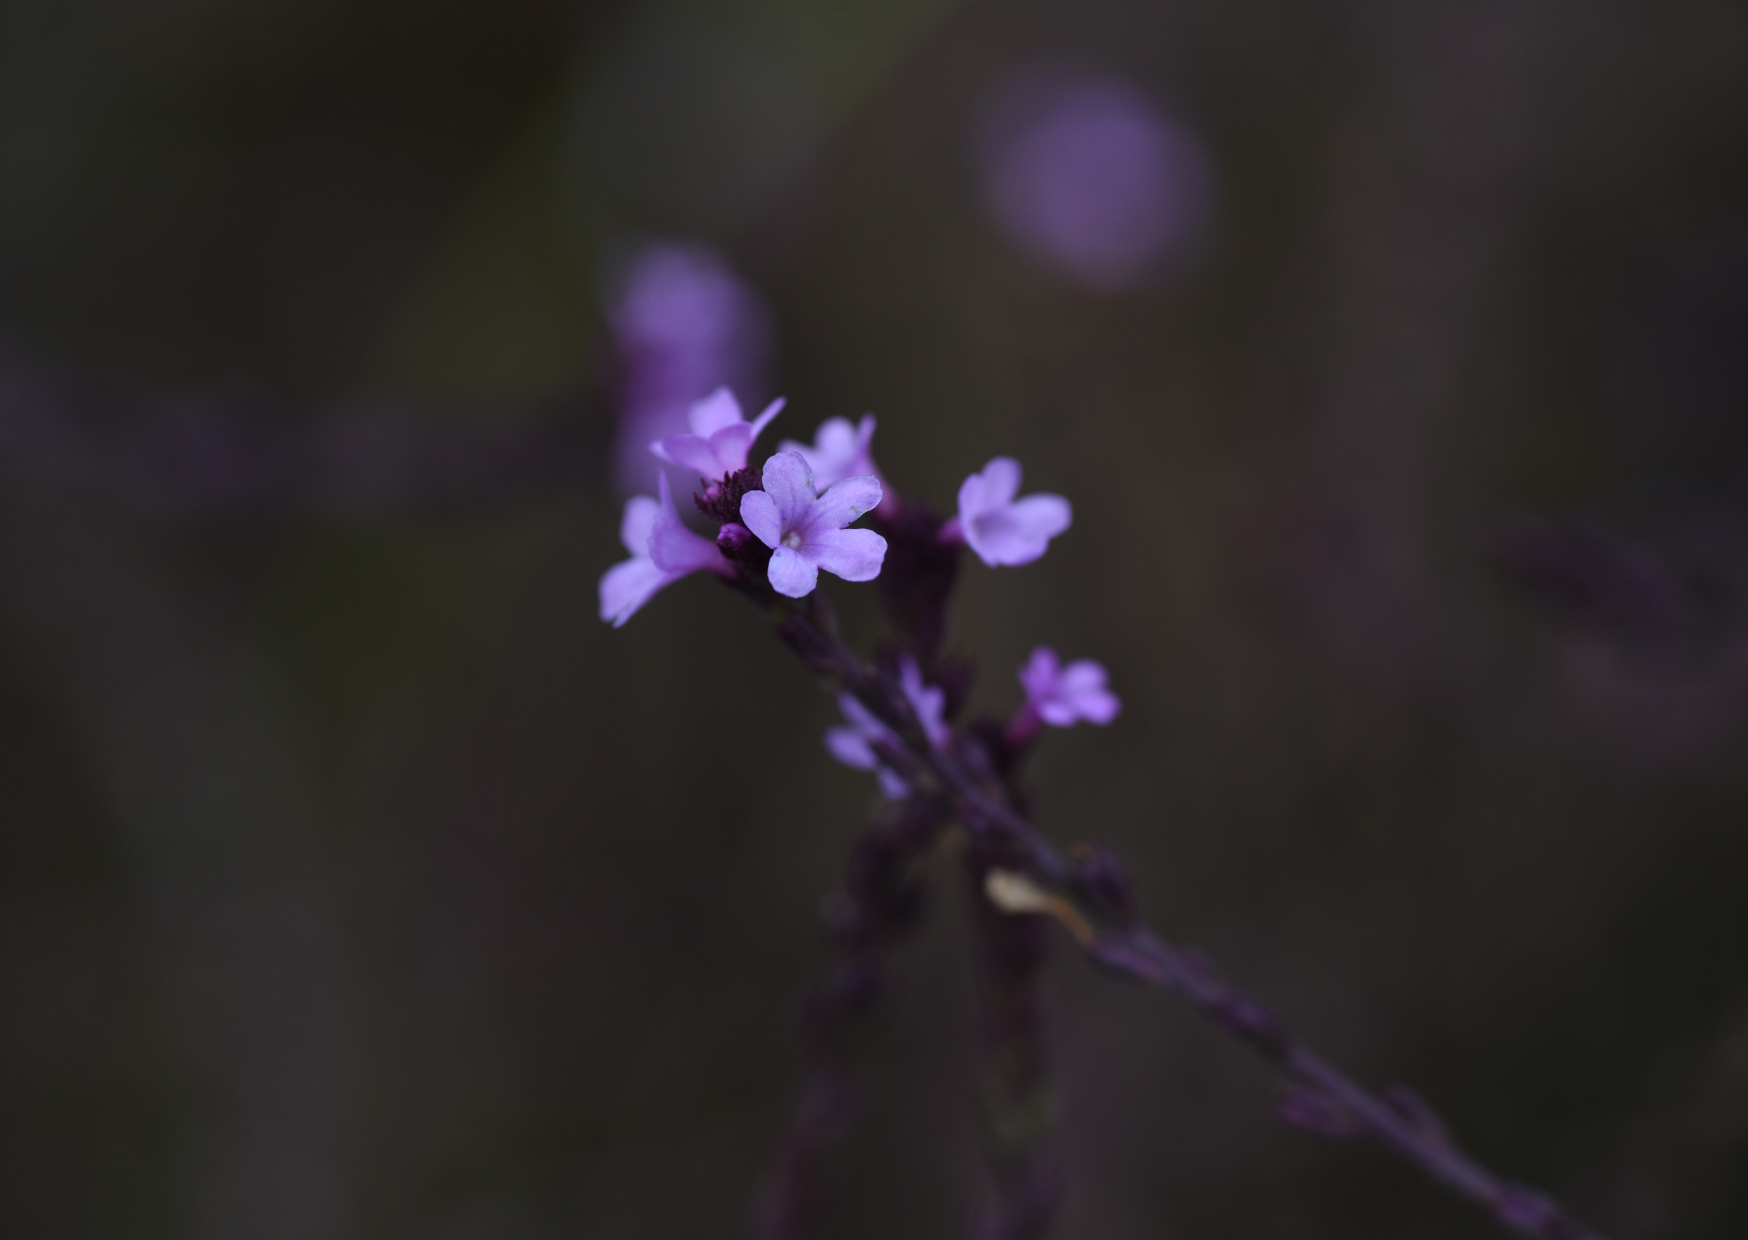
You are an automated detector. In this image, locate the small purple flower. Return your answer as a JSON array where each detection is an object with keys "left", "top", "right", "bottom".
[
  {"left": 740, "top": 451, "right": 888, "bottom": 599},
  {"left": 898, "top": 656, "right": 950, "bottom": 748},
  {"left": 599, "top": 473, "right": 734, "bottom": 627},
  {"left": 777, "top": 415, "right": 881, "bottom": 492},
  {"left": 824, "top": 694, "right": 911, "bottom": 799},
  {"left": 649, "top": 387, "right": 785, "bottom": 482},
  {"left": 950, "top": 457, "right": 1072, "bottom": 567},
  {"left": 1019, "top": 646, "right": 1121, "bottom": 726},
  {"left": 607, "top": 243, "right": 772, "bottom": 493}
]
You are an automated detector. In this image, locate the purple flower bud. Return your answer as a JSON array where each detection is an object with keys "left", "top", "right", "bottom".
[
  {"left": 599, "top": 472, "right": 735, "bottom": 626},
  {"left": 649, "top": 387, "right": 785, "bottom": 483},
  {"left": 740, "top": 451, "right": 888, "bottom": 598},
  {"left": 952, "top": 458, "right": 1071, "bottom": 567},
  {"left": 717, "top": 520, "right": 756, "bottom": 554},
  {"left": 1018, "top": 646, "right": 1121, "bottom": 727}
]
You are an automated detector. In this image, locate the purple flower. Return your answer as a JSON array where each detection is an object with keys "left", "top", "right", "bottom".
[
  {"left": 824, "top": 694, "right": 911, "bottom": 799},
  {"left": 599, "top": 473, "right": 734, "bottom": 626},
  {"left": 607, "top": 243, "right": 772, "bottom": 493},
  {"left": 777, "top": 415, "right": 881, "bottom": 491},
  {"left": 649, "top": 387, "right": 785, "bottom": 482},
  {"left": 951, "top": 457, "right": 1072, "bottom": 567},
  {"left": 740, "top": 451, "right": 888, "bottom": 598},
  {"left": 1019, "top": 646, "right": 1121, "bottom": 726},
  {"left": 898, "top": 656, "right": 950, "bottom": 748}
]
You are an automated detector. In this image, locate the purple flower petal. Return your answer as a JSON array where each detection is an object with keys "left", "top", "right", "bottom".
[
  {"left": 959, "top": 457, "right": 1023, "bottom": 517},
  {"left": 899, "top": 657, "right": 950, "bottom": 748},
  {"left": 767, "top": 544, "right": 820, "bottom": 597},
  {"left": 687, "top": 387, "right": 745, "bottom": 437},
  {"left": 876, "top": 769, "right": 911, "bottom": 799},
  {"left": 739, "top": 488, "right": 783, "bottom": 548},
  {"left": 825, "top": 725, "right": 878, "bottom": 770},
  {"left": 1008, "top": 493, "right": 1072, "bottom": 539},
  {"left": 599, "top": 556, "right": 667, "bottom": 627},
  {"left": 650, "top": 432, "right": 723, "bottom": 477},
  {"left": 759, "top": 451, "right": 816, "bottom": 524},
  {"left": 803, "top": 474, "right": 883, "bottom": 538},
  {"left": 649, "top": 474, "right": 730, "bottom": 576},
  {"left": 804, "top": 527, "right": 888, "bottom": 583},
  {"left": 619, "top": 495, "right": 660, "bottom": 557},
  {"left": 779, "top": 414, "right": 878, "bottom": 490},
  {"left": 705, "top": 422, "right": 752, "bottom": 473},
  {"left": 966, "top": 492, "right": 1072, "bottom": 566},
  {"left": 1018, "top": 646, "right": 1061, "bottom": 699},
  {"left": 747, "top": 396, "right": 786, "bottom": 441}
]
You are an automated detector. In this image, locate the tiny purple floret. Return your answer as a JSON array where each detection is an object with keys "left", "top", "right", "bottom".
[
  {"left": 777, "top": 415, "right": 882, "bottom": 492},
  {"left": 649, "top": 386, "right": 785, "bottom": 482},
  {"left": 824, "top": 694, "right": 911, "bottom": 799},
  {"left": 951, "top": 457, "right": 1071, "bottom": 567},
  {"left": 898, "top": 656, "right": 950, "bottom": 748},
  {"left": 740, "top": 451, "right": 888, "bottom": 598},
  {"left": 1019, "top": 646, "right": 1120, "bottom": 726},
  {"left": 599, "top": 473, "right": 734, "bottom": 626}
]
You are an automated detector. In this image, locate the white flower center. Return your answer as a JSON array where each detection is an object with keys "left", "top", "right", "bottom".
[{"left": 782, "top": 531, "right": 804, "bottom": 549}]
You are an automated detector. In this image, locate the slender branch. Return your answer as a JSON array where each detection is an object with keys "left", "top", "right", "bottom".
[{"left": 774, "top": 604, "right": 1609, "bottom": 1240}]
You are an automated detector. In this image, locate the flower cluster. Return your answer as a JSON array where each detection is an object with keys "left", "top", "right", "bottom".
[{"left": 601, "top": 391, "right": 1117, "bottom": 787}]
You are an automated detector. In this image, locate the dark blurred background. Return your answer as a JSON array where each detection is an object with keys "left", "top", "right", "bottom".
[{"left": 3, "top": 0, "right": 1748, "bottom": 1236}]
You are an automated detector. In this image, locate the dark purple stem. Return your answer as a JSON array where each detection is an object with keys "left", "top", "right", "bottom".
[
  {"left": 772, "top": 604, "right": 1609, "bottom": 1240},
  {"left": 752, "top": 794, "right": 950, "bottom": 1240}
]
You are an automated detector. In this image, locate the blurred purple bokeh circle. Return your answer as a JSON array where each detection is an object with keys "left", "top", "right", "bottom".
[{"left": 975, "top": 69, "right": 1214, "bottom": 290}]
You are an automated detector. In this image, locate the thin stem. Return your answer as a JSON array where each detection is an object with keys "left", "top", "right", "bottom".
[{"left": 774, "top": 605, "right": 1609, "bottom": 1240}]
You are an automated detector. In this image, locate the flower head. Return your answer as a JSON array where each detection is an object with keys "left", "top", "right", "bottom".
[
  {"left": 740, "top": 451, "right": 888, "bottom": 598},
  {"left": 777, "top": 415, "right": 881, "bottom": 492},
  {"left": 1019, "top": 646, "right": 1120, "bottom": 726},
  {"left": 649, "top": 387, "right": 785, "bottom": 482},
  {"left": 824, "top": 694, "right": 910, "bottom": 799},
  {"left": 954, "top": 457, "right": 1072, "bottom": 567},
  {"left": 599, "top": 473, "right": 734, "bottom": 626}
]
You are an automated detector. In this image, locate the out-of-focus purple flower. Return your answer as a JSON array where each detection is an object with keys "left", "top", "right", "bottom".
[
  {"left": 897, "top": 656, "right": 950, "bottom": 748},
  {"left": 824, "top": 694, "right": 911, "bottom": 799},
  {"left": 599, "top": 473, "right": 734, "bottom": 626},
  {"left": 740, "top": 451, "right": 888, "bottom": 598},
  {"left": 777, "top": 415, "right": 881, "bottom": 492},
  {"left": 1019, "top": 646, "right": 1120, "bottom": 726},
  {"left": 975, "top": 68, "right": 1214, "bottom": 290},
  {"left": 947, "top": 457, "right": 1071, "bottom": 567},
  {"left": 608, "top": 243, "right": 773, "bottom": 492},
  {"left": 650, "top": 387, "right": 785, "bottom": 482}
]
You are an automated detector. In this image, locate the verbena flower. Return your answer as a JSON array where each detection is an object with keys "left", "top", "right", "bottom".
[
  {"left": 777, "top": 415, "right": 881, "bottom": 491},
  {"left": 1019, "top": 646, "right": 1121, "bottom": 725},
  {"left": 951, "top": 457, "right": 1072, "bottom": 566},
  {"left": 898, "top": 656, "right": 950, "bottom": 748},
  {"left": 824, "top": 694, "right": 910, "bottom": 799},
  {"left": 740, "top": 451, "right": 887, "bottom": 599},
  {"left": 649, "top": 387, "right": 785, "bottom": 482},
  {"left": 599, "top": 473, "right": 734, "bottom": 627}
]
